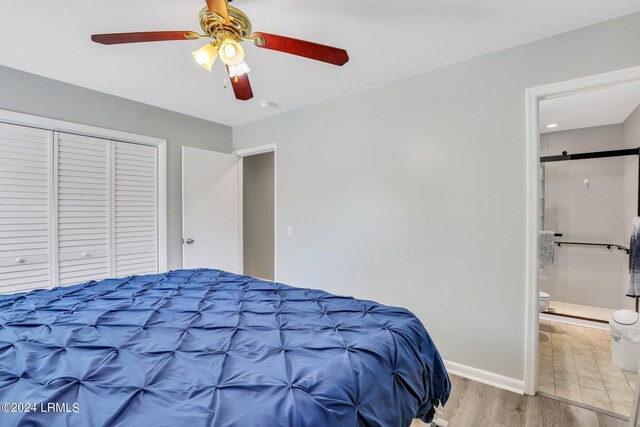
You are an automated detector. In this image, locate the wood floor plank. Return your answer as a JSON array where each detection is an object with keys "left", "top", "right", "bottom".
[{"left": 416, "top": 375, "right": 630, "bottom": 427}]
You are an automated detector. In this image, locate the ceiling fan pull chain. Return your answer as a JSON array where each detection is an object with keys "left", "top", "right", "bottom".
[{"left": 223, "top": 78, "right": 227, "bottom": 89}]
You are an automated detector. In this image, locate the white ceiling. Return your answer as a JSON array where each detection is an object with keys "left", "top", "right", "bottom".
[
  {"left": 540, "top": 80, "right": 640, "bottom": 133},
  {"left": 2, "top": 1, "right": 640, "bottom": 126}
]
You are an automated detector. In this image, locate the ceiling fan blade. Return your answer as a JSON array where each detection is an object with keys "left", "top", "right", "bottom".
[
  {"left": 206, "top": 0, "right": 230, "bottom": 25},
  {"left": 91, "top": 31, "right": 199, "bottom": 45},
  {"left": 251, "top": 32, "right": 349, "bottom": 66},
  {"left": 226, "top": 66, "right": 254, "bottom": 101}
]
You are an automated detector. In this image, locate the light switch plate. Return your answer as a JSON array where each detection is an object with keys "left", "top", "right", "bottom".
[{"left": 287, "top": 226, "right": 293, "bottom": 237}]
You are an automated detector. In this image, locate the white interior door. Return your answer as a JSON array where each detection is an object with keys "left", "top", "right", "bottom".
[{"left": 182, "top": 146, "right": 240, "bottom": 272}]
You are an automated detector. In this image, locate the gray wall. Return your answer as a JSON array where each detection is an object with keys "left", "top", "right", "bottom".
[
  {"left": 243, "top": 152, "right": 275, "bottom": 280},
  {"left": 0, "top": 65, "right": 233, "bottom": 270},
  {"left": 626, "top": 105, "right": 640, "bottom": 149},
  {"left": 624, "top": 105, "right": 640, "bottom": 291},
  {"left": 233, "top": 13, "right": 640, "bottom": 381},
  {"left": 540, "top": 125, "right": 632, "bottom": 311}
]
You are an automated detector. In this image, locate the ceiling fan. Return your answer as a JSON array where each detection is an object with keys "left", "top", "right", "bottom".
[{"left": 91, "top": 0, "right": 349, "bottom": 101}]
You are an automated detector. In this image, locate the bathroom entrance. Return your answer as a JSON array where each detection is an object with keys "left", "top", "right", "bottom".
[{"left": 525, "top": 68, "right": 640, "bottom": 419}]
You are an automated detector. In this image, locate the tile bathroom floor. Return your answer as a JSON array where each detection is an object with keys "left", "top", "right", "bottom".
[{"left": 538, "top": 320, "right": 636, "bottom": 416}]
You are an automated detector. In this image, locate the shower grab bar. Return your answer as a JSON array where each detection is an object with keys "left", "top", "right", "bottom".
[{"left": 555, "top": 241, "right": 630, "bottom": 254}]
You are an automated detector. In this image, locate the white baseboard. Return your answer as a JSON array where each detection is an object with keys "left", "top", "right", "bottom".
[{"left": 444, "top": 360, "right": 525, "bottom": 395}]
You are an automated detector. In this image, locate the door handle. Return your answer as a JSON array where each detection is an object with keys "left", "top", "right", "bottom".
[{"left": 185, "top": 238, "right": 195, "bottom": 244}]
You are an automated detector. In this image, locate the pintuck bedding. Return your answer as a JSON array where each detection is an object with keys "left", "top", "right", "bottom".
[{"left": 0, "top": 269, "right": 450, "bottom": 426}]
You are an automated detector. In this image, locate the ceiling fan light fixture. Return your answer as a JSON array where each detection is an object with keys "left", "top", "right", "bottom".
[
  {"left": 192, "top": 43, "right": 218, "bottom": 71},
  {"left": 228, "top": 61, "right": 250, "bottom": 78},
  {"left": 219, "top": 38, "right": 245, "bottom": 66}
]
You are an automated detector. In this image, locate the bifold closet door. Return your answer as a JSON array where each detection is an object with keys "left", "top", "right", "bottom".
[
  {"left": 113, "top": 141, "right": 158, "bottom": 276},
  {"left": 56, "top": 133, "right": 110, "bottom": 286},
  {"left": 0, "top": 124, "right": 158, "bottom": 292},
  {"left": 0, "top": 123, "right": 52, "bottom": 293}
]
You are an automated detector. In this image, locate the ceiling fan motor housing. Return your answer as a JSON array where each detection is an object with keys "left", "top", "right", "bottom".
[{"left": 199, "top": 6, "right": 252, "bottom": 42}]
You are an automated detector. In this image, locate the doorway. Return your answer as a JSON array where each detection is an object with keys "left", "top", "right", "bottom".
[
  {"left": 181, "top": 143, "right": 277, "bottom": 279},
  {"left": 235, "top": 143, "right": 278, "bottom": 280},
  {"left": 241, "top": 151, "right": 276, "bottom": 281},
  {"left": 525, "top": 66, "right": 640, "bottom": 417}
]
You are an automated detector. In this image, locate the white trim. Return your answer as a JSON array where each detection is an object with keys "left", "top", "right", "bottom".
[
  {"left": 238, "top": 158, "right": 244, "bottom": 274},
  {"left": 157, "top": 142, "right": 168, "bottom": 272},
  {"left": 524, "top": 88, "right": 540, "bottom": 396},
  {"left": 108, "top": 140, "right": 116, "bottom": 277},
  {"left": 444, "top": 360, "right": 525, "bottom": 395},
  {"left": 0, "top": 109, "right": 165, "bottom": 146},
  {"left": 49, "top": 131, "right": 59, "bottom": 288},
  {"left": 274, "top": 147, "right": 278, "bottom": 281},
  {"left": 0, "top": 108, "right": 168, "bottom": 274},
  {"left": 234, "top": 143, "right": 277, "bottom": 157},
  {"left": 181, "top": 146, "right": 187, "bottom": 269},
  {"left": 233, "top": 144, "right": 278, "bottom": 281},
  {"left": 524, "top": 65, "right": 640, "bottom": 396}
]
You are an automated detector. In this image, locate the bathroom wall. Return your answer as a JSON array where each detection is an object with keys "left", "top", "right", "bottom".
[
  {"left": 623, "top": 105, "right": 640, "bottom": 302},
  {"left": 540, "top": 124, "right": 634, "bottom": 310},
  {"left": 624, "top": 104, "right": 640, "bottom": 231}
]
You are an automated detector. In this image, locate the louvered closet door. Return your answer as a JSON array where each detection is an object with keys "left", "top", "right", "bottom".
[
  {"left": 57, "top": 133, "right": 110, "bottom": 286},
  {"left": 114, "top": 142, "right": 158, "bottom": 276},
  {"left": 0, "top": 123, "right": 52, "bottom": 293}
]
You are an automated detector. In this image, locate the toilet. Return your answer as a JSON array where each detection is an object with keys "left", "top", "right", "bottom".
[{"left": 539, "top": 292, "right": 551, "bottom": 313}]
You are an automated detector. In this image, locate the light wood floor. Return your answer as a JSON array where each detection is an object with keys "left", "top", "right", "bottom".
[{"left": 412, "top": 375, "right": 628, "bottom": 427}]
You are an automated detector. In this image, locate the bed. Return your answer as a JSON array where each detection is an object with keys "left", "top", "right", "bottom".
[{"left": 0, "top": 269, "right": 450, "bottom": 426}]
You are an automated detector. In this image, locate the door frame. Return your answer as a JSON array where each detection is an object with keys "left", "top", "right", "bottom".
[
  {"left": 524, "top": 65, "right": 640, "bottom": 395},
  {"left": 233, "top": 143, "right": 278, "bottom": 281}
]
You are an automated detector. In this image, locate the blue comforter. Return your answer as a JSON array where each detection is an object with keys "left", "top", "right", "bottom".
[{"left": 0, "top": 269, "right": 450, "bottom": 426}]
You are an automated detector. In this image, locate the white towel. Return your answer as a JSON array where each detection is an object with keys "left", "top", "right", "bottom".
[
  {"left": 627, "top": 218, "right": 640, "bottom": 297},
  {"left": 539, "top": 231, "right": 555, "bottom": 268}
]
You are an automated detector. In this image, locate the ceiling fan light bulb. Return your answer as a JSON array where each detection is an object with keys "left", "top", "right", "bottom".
[
  {"left": 224, "top": 44, "right": 236, "bottom": 58},
  {"left": 192, "top": 43, "right": 218, "bottom": 71},
  {"left": 219, "top": 38, "right": 245, "bottom": 66},
  {"left": 195, "top": 52, "right": 208, "bottom": 64}
]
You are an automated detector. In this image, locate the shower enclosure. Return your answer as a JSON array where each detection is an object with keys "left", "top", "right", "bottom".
[{"left": 539, "top": 134, "right": 639, "bottom": 322}]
